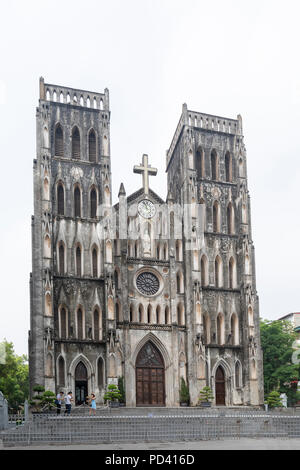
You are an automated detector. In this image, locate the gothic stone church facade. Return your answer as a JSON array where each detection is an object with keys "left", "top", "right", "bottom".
[{"left": 29, "top": 78, "right": 264, "bottom": 407}]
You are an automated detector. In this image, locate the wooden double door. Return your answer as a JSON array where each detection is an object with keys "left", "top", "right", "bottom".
[
  {"left": 75, "top": 362, "right": 88, "bottom": 405},
  {"left": 215, "top": 366, "right": 226, "bottom": 405},
  {"left": 136, "top": 342, "right": 165, "bottom": 406}
]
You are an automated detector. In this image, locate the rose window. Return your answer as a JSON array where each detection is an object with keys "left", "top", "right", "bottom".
[{"left": 136, "top": 272, "right": 160, "bottom": 296}]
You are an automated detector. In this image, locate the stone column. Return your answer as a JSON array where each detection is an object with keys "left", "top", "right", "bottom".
[{"left": 0, "top": 392, "right": 8, "bottom": 430}]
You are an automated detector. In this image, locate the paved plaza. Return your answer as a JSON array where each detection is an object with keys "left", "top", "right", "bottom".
[{"left": 2, "top": 438, "right": 300, "bottom": 450}]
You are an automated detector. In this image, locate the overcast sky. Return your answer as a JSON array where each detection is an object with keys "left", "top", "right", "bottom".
[{"left": 0, "top": 0, "right": 299, "bottom": 355}]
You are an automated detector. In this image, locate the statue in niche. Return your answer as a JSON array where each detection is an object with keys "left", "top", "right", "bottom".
[{"left": 143, "top": 226, "right": 151, "bottom": 257}]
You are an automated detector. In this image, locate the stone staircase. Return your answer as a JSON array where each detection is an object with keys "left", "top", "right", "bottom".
[{"left": 2, "top": 407, "right": 300, "bottom": 446}]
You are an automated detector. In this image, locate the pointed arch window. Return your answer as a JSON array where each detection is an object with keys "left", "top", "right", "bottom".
[
  {"left": 215, "top": 256, "right": 223, "bottom": 287},
  {"left": 203, "top": 315, "right": 210, "bottom": 344},
  {"left": 130, "top": 304, "right": 134, "bottom": 322},
  {"left": 76, "top": 246, "right": 82, "bottom": 277},
  {"left": 147, "top": 305, "right": 152, "bottom": 323},
  {"left": 92, "top": 247, "right": 98, "bottom": 278},
  {"left": 213, "top": 201, "right": 220, "bottom": 232},
  {"left": 138, "top": 305, "right": 143, "bottom": 323},
  {"left": 59, "top": 243, "right": 65, "bottom": 274},
  {"left": 177, "top": 271, "right": 184, "bottom": 293},
  {"left": 165, "top": 306, "right": 170, "bottom": 324},
  {"left": 55, "top": 124, "right": 64, "bottom": 157},
  {"left": 201, "top": 255, "right": 208, "bottom": 286},
  {"left": 225, "top": 151, "right": 232, "bottom": 182},
  {"left": 60, "top": 307, "right": 67, "bottom": 338},
  {"left": 211, "top": 150, "right": 218, "bottom": 180},
  {"left": 74, "top": 186, "right": 81, "bottom": 217},
  {"left": 217, "top": 313, "right": 225, "bottom": 345},
  {"left": 227, "top": 203, "right": 234, "bottom": 234},
  {"left": 57, "top": 184, "right": 64, "bottom": 216},
  {"left": 231, "top": 313, "right": 239, "bottom": 345},
  {"left": 98, "top": 357, "right": 104, "bottom": 388},
  {"left": 229, "top": 257, "right": 236, "bottom": 289},
  {"left": 72, "top": 127, "right": 80, "bottom": 159},
  {"left": 156, "top": 305, "right": 161, "bottom": 324},
  {"left": 115, "top": 302, "right": 120, "bottom": 322},
  {"left": 58, "top": 356, "right": 65, "bottom": 386},
  {"left": 89, "top": 129, "right": 97, "bottom": 162},
  {"left": 235, "top": 361, "right": 241, "bottom": 388},
  {"left": 177, "top": 303, "right": 185, "bottom": 326},
  {"left": 196, "top": 147, "right": 205, "bottom": 178},
  {"left": 93, "top": 308, "right": 100, "bottom": 341},
  {"left": 90, "top": 188, "right": 97, "bottom": 218},
  {"left": 77, "top": 308, "right": 84, "bottom": 339}
]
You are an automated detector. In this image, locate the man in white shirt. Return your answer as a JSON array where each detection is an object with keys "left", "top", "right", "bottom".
[{"left": 64, "top": 391, "right": 73, "bottom": 415}]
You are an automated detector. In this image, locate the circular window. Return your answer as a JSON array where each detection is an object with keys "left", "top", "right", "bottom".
[{"left": 136, "top": 272, "right": 160, "bottom": 296}]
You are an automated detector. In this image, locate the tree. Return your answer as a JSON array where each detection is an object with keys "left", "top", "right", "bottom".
[
  {"left": 198, "top": 386, "right": 214, "bottom": 403},
  {"left": 103, "top": 384, "right": 122, "bottom": 403},
  {"left": 265, "top": 391, "right": 282, "bottom": 409},
  {"left": 0, "top": 340, "right": 29, "bottom": 411},
  {"left": 260, "top": 319, "right": 300, "bottom": 405},
  {"left": 118, "top": 376, "right": 125, "bottom": 404},
  {"left": 179, "top": 377, "right": 190, "bottom": 404},
  {"left": 29, "top": 386, "right": 56, "bottom": 412}
]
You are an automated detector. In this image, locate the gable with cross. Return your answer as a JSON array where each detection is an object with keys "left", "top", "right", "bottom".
[{"left": 133, "top": 154, "right": 157, "bottom": 195}]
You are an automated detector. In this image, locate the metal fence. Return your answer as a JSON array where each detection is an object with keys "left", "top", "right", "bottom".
[{"left": 3, "top": 413, "right": 300, "bottom": 446}]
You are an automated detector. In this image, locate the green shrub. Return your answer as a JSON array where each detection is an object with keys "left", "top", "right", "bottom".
[
  {"left": 179, "top": 377, "right": 190, "bottom": 404},
  {"left": 118, "top": 377, "right": 125, "bottom": 404},
  {"left": 265, "top": 390, "right": 283, "bottom": 409},
  {"left": 198, "top": 386, "right": 214, "bottom": 403},
  {"left": 103, "top": 384, "right": 122, "bottom": 403}
]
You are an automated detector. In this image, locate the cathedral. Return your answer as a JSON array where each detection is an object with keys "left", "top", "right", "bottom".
[{"left": 28, "top": 78, "right": 264, "bottom": 407}]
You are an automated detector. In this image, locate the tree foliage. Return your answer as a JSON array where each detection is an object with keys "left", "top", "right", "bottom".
[
  {"left": 179, "top": 377, "right": 190, "bottom": 404},
  {"left": 198, "top": 386, "right": 214, "bottom": 403},
  {"left": 0, "top": 340, "right": 29, "bottom": 411},
  {"left": 265, "top": 390, "right": 283, "bottom": 408},
  {"left": 260, "top": 319, "right": 300, "bottom": 404}
]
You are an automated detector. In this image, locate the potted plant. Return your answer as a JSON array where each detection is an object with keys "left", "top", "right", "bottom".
[
  {"left": 265, "top": 390, "right": 283, "bottom": 410},
  {"left": 179, "top": 377, "right": 190, "bottom": 406},
  {"left": 29, "top": 385, "right": 56, "bottom": 413},
  {"left": 198, "top": 386, "right": 214, "bottom": 407},
  {"left": 118, "top": 377, "right": 126, "bottom": 407},
  {"left": 103, "top": 384, "right": 122, "bottom": 408}
]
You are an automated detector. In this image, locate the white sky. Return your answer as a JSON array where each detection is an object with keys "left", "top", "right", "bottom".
[{"left": 0, "top": 0, "right": 299, "bottom": 355}]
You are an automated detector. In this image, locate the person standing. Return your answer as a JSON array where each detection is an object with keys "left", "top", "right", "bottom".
[
  {"left": 87, "top": 393, "right": 96, "bottom": 416},
  {"left": 64, "top": 391, "right": 73, "bottom": 415},
  {"left": 56, "top": 391, "right": 64, "bottom": 415}
]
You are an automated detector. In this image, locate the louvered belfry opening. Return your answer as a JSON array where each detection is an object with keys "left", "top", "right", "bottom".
[
  {"left": 89, "top": 129, "right": 96, "bottom": 162},
  {"left": 72, "top": 127, "right": 80, "bottom": 159},
  {"left": 55, "top": 124, "right": 64, "bottom": 156}
]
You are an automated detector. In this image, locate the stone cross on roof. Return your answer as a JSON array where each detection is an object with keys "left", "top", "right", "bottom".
[{"left": 133, "top": 154, "right": 157, "bottom": 195}]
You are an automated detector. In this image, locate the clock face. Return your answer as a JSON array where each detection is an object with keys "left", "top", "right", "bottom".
[{"left": 138, "top": 199, "right": 156, "bottom": 219}]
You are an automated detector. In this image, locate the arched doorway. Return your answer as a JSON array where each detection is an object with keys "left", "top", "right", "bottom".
[
  {"left": 215, "top": 366, "right": 226, "bottom": 405},
  {"left": 75, "top": 361, "right": 88, "bottom": 405},
  {"left": 136, "top": 341, "right": 165, "bottom": 406}
]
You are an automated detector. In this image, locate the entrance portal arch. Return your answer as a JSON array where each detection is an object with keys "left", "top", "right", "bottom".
[
  {"left": 135, "top": 341, "right": 165, "bottom": 406},
  {"left": 75, "top": 361, "right": 88, "bottom": 405},
  {"left": 215, "top": 365, "right": 226, "bottom": 405}
]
